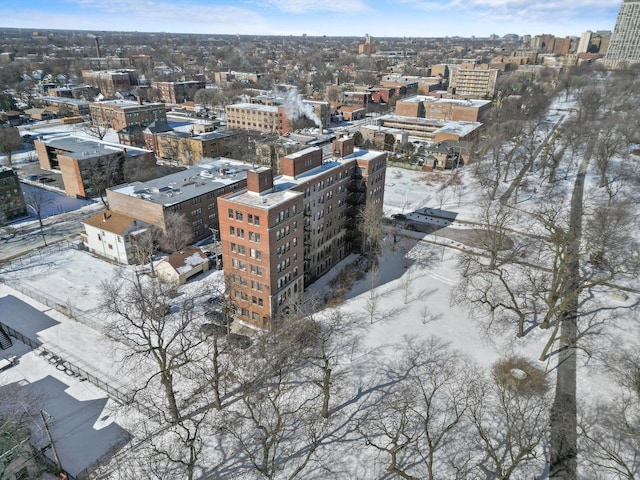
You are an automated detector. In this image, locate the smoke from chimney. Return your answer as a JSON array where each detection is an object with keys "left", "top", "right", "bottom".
[{"left": 282, "top": 87, "right": 322, "bottom": 127}]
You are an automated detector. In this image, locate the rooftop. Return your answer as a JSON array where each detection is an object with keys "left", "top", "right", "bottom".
[
  {"left": 398, "top": 95, "right": 491, "bottom": 108},
  {"left": 227, "top": 102, "right": 278, "bottom": 113},
  {"left": 83, "top": 210, "right": 147, "bottom": 236},
  {"left": 37, "top": 134, "right": 152, "bottom": 160},
  {"left": 110, "top": 158, "right": 252, "bottom": 206},
  {"left": 223, "top": 147, "right": 386, "bottom": 209},
  {"left": 90, "top": 99, "right": 165, "bottom": 110}
]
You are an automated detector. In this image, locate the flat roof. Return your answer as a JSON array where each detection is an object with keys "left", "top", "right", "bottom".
[
  {"left": 227, "top": 102, "right": 278, "bottom": 113},
  {"left": 91, "top": 99, "right": 165, "bottom": 110},
  {"left": 110, "top": 158, "right": 251, "bottom": 207},
  {"left": 398, "top": 95, "right": 491, "bottom": 108},
  {"left": 223, "top": 147, "right": 386, "bottom": 210},
  {"left": 38, "top": 134, "right": 152, "bottom": 160}
]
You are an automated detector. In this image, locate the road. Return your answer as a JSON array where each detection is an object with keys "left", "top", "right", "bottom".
[{"left": 0, "top": 206, "right": 100, "bottom": 263}]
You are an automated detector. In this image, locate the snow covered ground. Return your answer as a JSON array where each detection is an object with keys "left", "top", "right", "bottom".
[{"left": 1, "top": 97, "right": 638, "bottom": 477}]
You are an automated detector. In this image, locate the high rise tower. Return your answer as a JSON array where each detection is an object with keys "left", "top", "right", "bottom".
[{"left": 605, "top": 0, "right": 640, "bottom": 67}]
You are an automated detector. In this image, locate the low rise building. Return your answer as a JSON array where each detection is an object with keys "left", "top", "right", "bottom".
[
  {"left": 89, "top": 99, "right": 167, "bottom": 132},
  {"left": 107, "top": 159, "right": 251, "bottom": 242},
  {"left": 82, "top": 210, "right": 149, "bottom": 264},
  {"left": 154, "top": 129, "right": 242, "bottom": 165},
  {"left": 225, "top": 103, "right": 291, "bottom": 135},
  {"left": 377, "top": 115, "right": 483, "bottom": 144},
  {"left": 34, "top": 134, "right": 156, "bottom": 198},
  {"left": 395, "top": 96, "right": 491, "bottom": 122},
  {"left": 157, "top": 246, "right": 210, "bottom": 284},
  {"left": 150, "top": 80, "right": 206, "bottom": 104}
]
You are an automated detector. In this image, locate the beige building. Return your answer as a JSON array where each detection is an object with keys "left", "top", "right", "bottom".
[
  {"left": 448, "top": 67, "right": 499, "bottom": 98},
  {"left": 154, "top": 129, "right": 242, "bottom": 165},
  {"left": 225, "top": 103, "right": 292, "bottom": 135}
]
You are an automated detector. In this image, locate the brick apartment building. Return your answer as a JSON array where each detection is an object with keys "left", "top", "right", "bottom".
[
  {"left": 34, "top": 134, "right": 156, "bottom": 198},
  {"left": 107, "top": 160, "right": 251, "bottom": 242},
  {"left": 395, "top": 96, "right": 491, "bottom": 122},
  {"left": 150, "top": 80, "right": 206, "bottom": 104},
  {"left": 218, "top": 137, "right": 387, "bottom": 328},
  {"left": 154, "top": 129, "right": 243, "bottom": 165},
  {"left": 0, "top": 167, "right": 27, "bottom": 224},
  {"left": 81, "top": 69, "right": 138, "bottom": 97},
  {"left": 89, "top": 99, "right": 167, "bottom": 132}
]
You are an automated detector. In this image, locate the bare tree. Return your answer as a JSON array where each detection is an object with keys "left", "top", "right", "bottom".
[
  {"left": 358, "top": 200, "right": 384, "bottom": 270},
  {"left": 160, "top": 210, "right": 192, "bottom": 253},
  {"left": 23, "top": 185, "right": 51, "bottom": 246},
  {"left": 102, "top": 272, "right": 204, "bottom": 424},
  {"left": 360, "top": 337, "right": 477, "bottom": 480},
  {"left": 81, "top": 156, "right": 121, "bottom": 206},
  {"left": 223, "top": 332, "right": 325, "bottom": 480},
  {"left": 0, "top": 126, "right": 23, "bottom": 168},
  {"left": 80, "top": 121, "right": 111, "bottom": 141},
  {"left": 469, "top": 357, "right": 550, "bottom": 480}
]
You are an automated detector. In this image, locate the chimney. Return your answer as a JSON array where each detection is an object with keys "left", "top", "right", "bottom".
[
  {"left": 137, "top": 95, "right": 143, "bottom": 105},
  {"left": 247, "top": 168, "right": 274, "bottom": 194},
  {"left": 102, "top": 211, "right": 108, "bottom": 222},
  {"left": 95, "top": 37, "right": 101, "bottom": 58}
]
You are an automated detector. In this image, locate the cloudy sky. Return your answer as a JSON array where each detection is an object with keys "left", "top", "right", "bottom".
[{"left": 2, "top": 0, "right": 622, "bottom": 38}]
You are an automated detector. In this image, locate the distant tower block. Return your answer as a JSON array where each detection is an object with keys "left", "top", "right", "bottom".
[
  {"left": 358, "top": 34, "right": 376, "bottom": 55},
  {"left": 605, "top": 0, "right": 640, "bottom": 68}
]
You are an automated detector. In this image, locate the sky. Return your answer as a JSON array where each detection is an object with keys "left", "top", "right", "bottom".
[{"left": 0, "top": 0, "right": 623, "bottom": 39}]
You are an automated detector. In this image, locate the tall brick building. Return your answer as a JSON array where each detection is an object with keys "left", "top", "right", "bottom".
[
  {"left": 89, "top": 99, "right": 167, "bottom": 132},
  {"left": 218, "top": 138, "right": 387, "bottom": 328}
]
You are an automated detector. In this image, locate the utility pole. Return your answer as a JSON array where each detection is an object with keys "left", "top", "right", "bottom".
[{"left": 40, "top": 410, "right": 63, "bottom": 473}]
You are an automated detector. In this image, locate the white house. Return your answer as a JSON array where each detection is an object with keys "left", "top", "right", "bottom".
[
  {"left": 157, "top": 246, "right": 210, "bottom": 285},
  {"left": 82, "top": 210, "right": 148, "bottom": 264}
]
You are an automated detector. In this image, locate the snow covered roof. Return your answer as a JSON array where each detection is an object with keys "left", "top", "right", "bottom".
[{"left": 161, "top": 246, "right": 208, "bottom": 274}]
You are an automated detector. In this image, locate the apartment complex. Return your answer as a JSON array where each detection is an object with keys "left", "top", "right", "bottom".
[
  {"left": 605, "top": 0, "right": 640, "bottom": 67},
  {"left": 448, "top": 67, "right": 499, "bottom": 98},
  {"left": 34, "top": 134, "right": 156, "bottom": 198},
  {"left": 0, "top": 167, "right": 27, "bottom": 224},
  {"left": 89, "top": 99, "right": 167, "bottom": 131},
  {"left": 377, "top": 115, "right": 483, "bottom": 144},
  {"left": 225, "top": 103, "right": 292, "bottom": 135},
  {"left": 218, "top": 138, "right": 387, "bottom": 328},
  {"left": 81, "top": 69, "right": 138, "bottom": 97},
  {"left": 395, "top": 96, "right": 491, "bottom": 122},
  {"left": 154, "top": 129, "right": 242, "bottom": 165},
  {"left": 107, "top": 160, "right": 250, "bottom": 242},
  {"left": 150, "top": 80, "right": 206, "bottom": 104}
]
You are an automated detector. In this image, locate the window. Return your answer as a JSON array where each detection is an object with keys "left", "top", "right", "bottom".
[
  {"left": 252, "top": 312, "right": 260, "bottom": 321},
  {"left": 239, "top": 260, "right": 247, "bottom": 271},
  {"left": 236, "top": 211, "right": 243, "bottom": 221},
  {"left": 248, "top": 214, "right": 254, "bottom": 224},
  {"left": 228, "top": 208, "right": 234, "bottom": 219},
  {"left": 193, "top": 219, "right": 203, "bottom": 227},
  {"left": 237, "top": 228, "right": 245, "bottom": 238},
  {"left": 231, "top": 243, "right": 237, "bottom": 252},
  {"left": 238, "top": 245, "right": 246, "bottom": 255},
  {"left": 191, "top": 208, "right": 201, "bottom": 216},
  {"left": 254, "top": 215, "right": 260, "bottom": 226},
  {"left": 192, "top": 197, "right": 201, "bottom": 205},
  {"left": 250, "top": 248, "right": 261, "bottom": 260},
  {"left": 229, "top": 226, "right": 235, "bottom": 235}
]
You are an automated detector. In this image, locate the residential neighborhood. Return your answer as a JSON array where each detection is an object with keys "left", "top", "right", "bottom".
[{"left": 0, "top": 1, "right": 639, "bottom": 478}]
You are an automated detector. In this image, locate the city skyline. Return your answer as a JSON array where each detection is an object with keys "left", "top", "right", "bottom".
[{"left": 1, "top": 0, "right": 623, "bottom": 39}]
